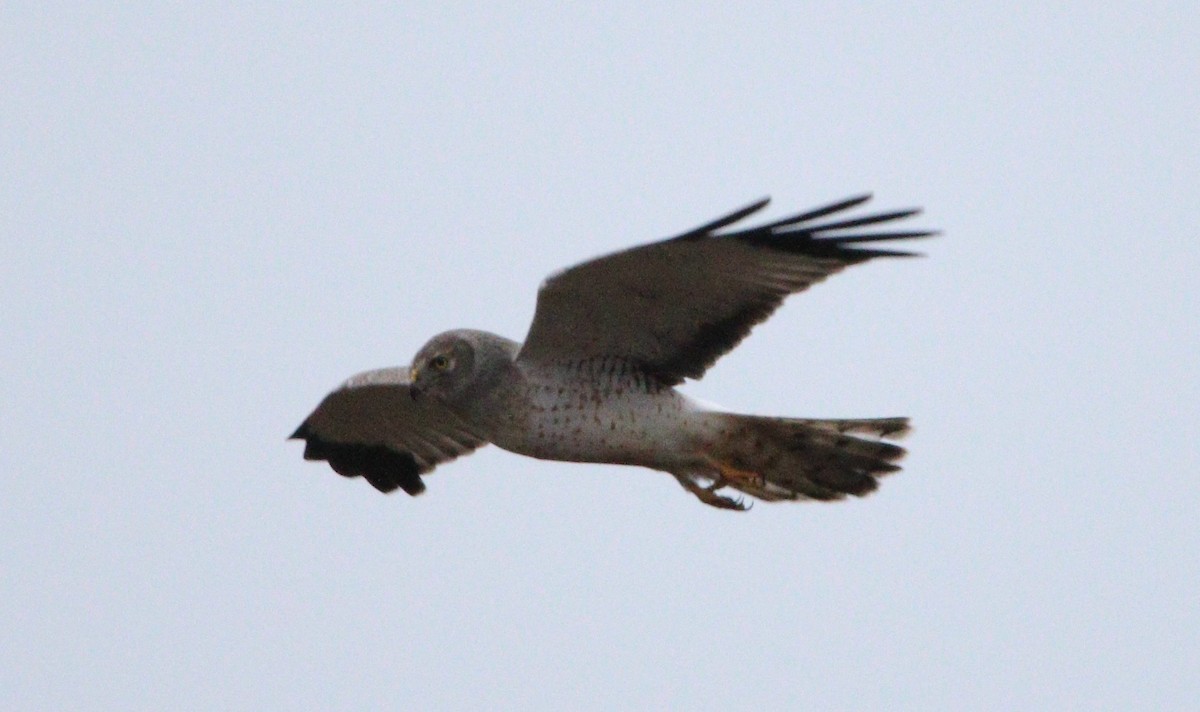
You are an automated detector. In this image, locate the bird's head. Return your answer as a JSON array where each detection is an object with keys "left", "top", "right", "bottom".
[{"left": 409, "top": 329, "right": 519, "bottom": 408}]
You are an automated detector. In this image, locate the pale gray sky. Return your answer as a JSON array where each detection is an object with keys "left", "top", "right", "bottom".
[{"left": 3, "top": 3, "right": 1197, "bottom": 710}]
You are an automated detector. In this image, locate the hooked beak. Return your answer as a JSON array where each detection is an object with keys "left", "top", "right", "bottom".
[{"left": 409, "top": 367, "right": 421, "bottom": 401}]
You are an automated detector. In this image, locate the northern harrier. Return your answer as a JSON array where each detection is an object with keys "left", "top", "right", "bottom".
[{"left": 291, "top": 194, "right": 933, "bottom": 510}]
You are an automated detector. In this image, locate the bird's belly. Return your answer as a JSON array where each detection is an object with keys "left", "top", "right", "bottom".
[{"left": 491, "top": 384, "right": 699, "bottom": 468}]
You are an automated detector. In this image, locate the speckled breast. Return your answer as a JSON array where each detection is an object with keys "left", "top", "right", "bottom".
[{"left": 496, "top": 357, "right": 699, "bottom": 466}]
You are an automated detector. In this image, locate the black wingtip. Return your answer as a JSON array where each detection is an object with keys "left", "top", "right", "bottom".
[
  {"left": 811, "top": 192, "right": 873, "bottom": 213},
  {"left": 290, "top": 427, "right": 428, "bottom": 496},
  {"left": 730, "top": 193, "right": 936, "bottom": 260},
  {"left": 673, "top": 197, "right": 771, "bottom": 241},
  {"left": 838, "top": 247, "right": 924, "bottom": 260},
  {"left": 798, "top": 208, "right": 923, "bottom": 233},
  {"left": 826, "top": 229, "right": 939, "bottom": 242}
]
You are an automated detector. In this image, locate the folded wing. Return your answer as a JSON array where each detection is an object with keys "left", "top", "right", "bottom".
[
  {"left": 289, "top": 368, "right": 488, "bottom": 495},
  {"left": 517, "top": 194, "right": 935, "bottom": 385}
]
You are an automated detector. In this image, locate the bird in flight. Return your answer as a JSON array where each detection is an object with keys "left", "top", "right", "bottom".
[{"left": 291, "top": 194, "right": 934, "bottom": 510}]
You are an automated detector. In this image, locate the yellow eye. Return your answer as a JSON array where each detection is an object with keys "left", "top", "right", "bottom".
[{"left": 430, "top": 355, "right": 451, "bottom": 371}]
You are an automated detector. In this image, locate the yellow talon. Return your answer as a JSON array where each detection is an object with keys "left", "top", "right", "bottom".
[{"left": 700, "top": 453, "right": 765, "bottom": 488}]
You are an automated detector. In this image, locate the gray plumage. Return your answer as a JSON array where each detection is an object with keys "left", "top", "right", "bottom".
[{"left": 291, "top": 194, "right": 934, "bottom": 510}]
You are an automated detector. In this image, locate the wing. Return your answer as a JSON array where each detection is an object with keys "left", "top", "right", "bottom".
[
  {"left": 517, "top": 194, "right": 935, "bottom": 385},
  {"left": 289, "top": 367, "right": 488, "bottom": 495}
]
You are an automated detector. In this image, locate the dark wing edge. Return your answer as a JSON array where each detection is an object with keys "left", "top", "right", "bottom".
[
  {"left": 676, "top": 193, "right": 938, "bottom": 260},
  {"left": 290, "top": 420, "right": 428, "bottom": 495},
  {"left": 288, "top": 369, "right": 488, "bottom": 497}
]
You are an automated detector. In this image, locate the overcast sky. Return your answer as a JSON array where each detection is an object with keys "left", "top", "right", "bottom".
[{"left": 3, "top": 3, "right": 1197, "bottom": 710}]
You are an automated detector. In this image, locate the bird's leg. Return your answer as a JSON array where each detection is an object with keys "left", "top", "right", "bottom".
[
  {"left": 672, "top": 472, "right": 751, "bottom": 511},
  {"left": 699, "top": 453, "right": 767, "bottom": 490}
]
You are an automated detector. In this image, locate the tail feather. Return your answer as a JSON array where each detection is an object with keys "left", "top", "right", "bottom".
[
  {"left": 702, "top": 414, "right": 910, "bottom": 504},
  {"left": 792, "top": 416, "right": 911, "bottom": 439}
]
